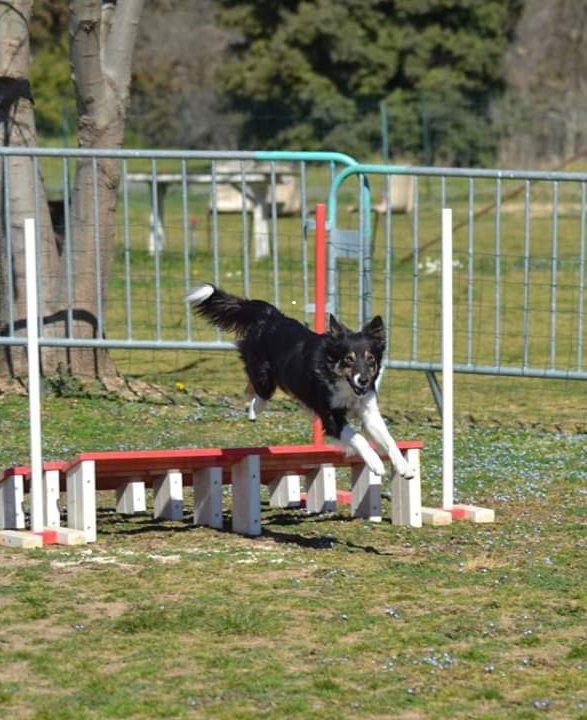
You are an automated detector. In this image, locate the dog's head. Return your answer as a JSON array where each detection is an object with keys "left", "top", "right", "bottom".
[{"left": 326, "top": 314, "right": 386, "bottom": 396}]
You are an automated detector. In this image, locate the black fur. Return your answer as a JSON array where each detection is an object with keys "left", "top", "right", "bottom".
[{"left": 188, "top": 284, "right": 386, "bottom": 441}]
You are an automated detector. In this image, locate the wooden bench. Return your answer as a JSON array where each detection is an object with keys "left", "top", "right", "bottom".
[{"left": 1, "top": 441, "right": 423, "bottom": 543}]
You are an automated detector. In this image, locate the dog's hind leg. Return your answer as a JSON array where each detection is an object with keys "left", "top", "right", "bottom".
[
  {"left": 242, "top": 356, "right": 276, "bottom": 421},
  {"left": 244, "top": 383, "right": 269, "bottom": 421},
  {"left": 245, "top": 386, "right": 267, "bottom": 421}
]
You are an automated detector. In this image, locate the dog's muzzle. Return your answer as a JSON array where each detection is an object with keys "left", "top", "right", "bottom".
[{"left": 348, "top": 375, "right": 370, "bottom": 396}]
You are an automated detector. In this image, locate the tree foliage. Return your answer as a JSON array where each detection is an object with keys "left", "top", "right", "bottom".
[{"left": 216, "top": 0, "right": 523, "bottom": 163}]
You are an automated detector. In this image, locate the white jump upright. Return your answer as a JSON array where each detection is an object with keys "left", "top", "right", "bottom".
[
  {"left": 442, "top": 207, "right": 455, "bottom": 511},
  {"left": 420, "top": 208, "right": 494, "bottom": 525},
  {"left": 1, "top": 219, "right": 53, "bottom": 547},
  {"left": 421, "top": 208, "right": 456, "bottom": 526},
  {"left": 24, "top": 218, "right": 44, "bottom": 534}
]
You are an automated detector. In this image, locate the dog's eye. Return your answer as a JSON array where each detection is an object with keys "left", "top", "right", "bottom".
[
  {"left": 343, "top": 353, "right": 355, "bottom": 365},
  {"left": 365, "top": 352, "right": 376, "bottom": 367}
]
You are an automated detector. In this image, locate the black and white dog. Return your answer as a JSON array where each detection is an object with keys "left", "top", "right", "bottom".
[{"left": 186, "top": 284, "right": 414, "bottom": 479}]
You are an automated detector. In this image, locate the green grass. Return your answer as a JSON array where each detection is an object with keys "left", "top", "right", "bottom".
[
  {"left": 1, "top": 156, "right": 585, "bottom": 717},
  {"left": 0, "top": 390, "right": 586, "bottom": 719}
]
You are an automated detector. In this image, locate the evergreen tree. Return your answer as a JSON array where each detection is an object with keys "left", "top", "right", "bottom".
[{"left": 217, "top": 0, "right": 523, "bottom": 163}]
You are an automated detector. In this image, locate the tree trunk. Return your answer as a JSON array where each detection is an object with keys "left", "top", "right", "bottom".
[
  {"left": 0, "top": 0, "right": 144, "bottom": 380},
  {"left": 0, "top": 0, "right": 60, "bottom": 377}
]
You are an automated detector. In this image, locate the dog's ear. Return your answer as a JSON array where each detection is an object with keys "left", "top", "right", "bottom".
[
  {"left": 362, "top": 315, "right": 386, "bottom": 344},
  {"left": 329, "top": 314, "right": 351, "bottom": 338}
]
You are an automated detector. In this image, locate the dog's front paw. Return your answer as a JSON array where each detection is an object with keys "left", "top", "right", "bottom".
[
  {"left": 365, "top": 450, "right": 386, "bottom": 477},
  {"left": 394, "top": 460, "right": 415, "bottom": 480}
]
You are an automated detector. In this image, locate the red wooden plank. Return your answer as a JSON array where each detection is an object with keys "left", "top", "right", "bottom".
[
  {"left": 2, "top": 462, "right": 66, "bottom": 492},
  {"left": 2, "top": 461, "right": 65, "bottom": 481},
  {"left": 7, "top": 441, "right": 424, "bottom": 492}
]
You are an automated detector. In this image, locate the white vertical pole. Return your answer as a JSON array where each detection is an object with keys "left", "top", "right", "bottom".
[
  {"left": 441, "top": 208, "right": 454, "bottom": 509},
  {"left": 24, "top": 218, "right": 44, "bottom": 532}
]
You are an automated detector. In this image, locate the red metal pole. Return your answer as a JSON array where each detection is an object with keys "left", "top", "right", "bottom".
[{"left": 312, "top": 203, "right": 327, "bottom": 445}]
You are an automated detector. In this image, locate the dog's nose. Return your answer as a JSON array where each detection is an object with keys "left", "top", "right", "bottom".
[{"left": 357, "top": 375, "right": 370, "bottom": 387}]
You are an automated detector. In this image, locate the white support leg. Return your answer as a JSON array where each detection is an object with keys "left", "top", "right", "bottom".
[
  {"left": 0, "top": 475, "right": 25, "bottom": 530},
  {"left": 3, "top": 475, "right": 25, "bottom": 530},
  {"left": 43, "top": 469, "right": 61, "bottom": 529},
  {"left": 305, "top": 464, "right": 336, "bottom": 514},
  {"left": 67, "top": 460, "right": 97, "bottom": 543},
  {"left": 269, "top": 473, "right": 301, "bottom": 508},
  {"left": 193, "top": 467, "right": 223, "bottom": 529},
  {"left": 0, "top": 474, "right": 25, "bottom": 530},
  {"left": 231, "top": 455, "right": 261, "bottom": 536},
  {"left": 153, "top": 470, "right": 184, "bottom": 521},
  {"left": 391, "top": 449, "right": 422, "bottom": 527},
  {"left": 116, "top": 479, "right": 147, "bottom": 515},
  {"left": 351, "top": 464, "right": 382, "bottom": 522}
]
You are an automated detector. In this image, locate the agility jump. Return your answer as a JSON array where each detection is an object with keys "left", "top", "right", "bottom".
[{"left": 0, "top": 206, "right": 492, "bottom": 548}]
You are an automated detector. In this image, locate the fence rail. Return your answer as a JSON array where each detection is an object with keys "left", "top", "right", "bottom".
[
  {"left": 1, "top": 146, "right": 586, "bottom": 385},
  {"left": 0, "top": 148, "right": 367, "bottom": 363},
  {"left": 328, "top": 163, "right": 587, "bottom": 381}
]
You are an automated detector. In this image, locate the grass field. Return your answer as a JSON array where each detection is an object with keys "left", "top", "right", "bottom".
[
  {"left": 1, "top": 156, "right": 585, "bottom": 718},
  {"left": 0, "top": 388, "right": 586, "bottom": 720}
]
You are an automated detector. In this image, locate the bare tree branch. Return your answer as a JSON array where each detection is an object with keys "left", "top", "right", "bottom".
[
  {"left": 69, "top": 0, "right": 108, "bottom": 124},
  {"left": 103, "top": 0, "right": 145, "bottom": 100}
]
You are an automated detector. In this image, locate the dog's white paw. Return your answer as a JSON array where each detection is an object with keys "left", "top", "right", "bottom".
[
  {"left": 394, "top": 460, "right": 415, "bottom": 480},
  {"left": 365, "top": 450, "right": 386, "bottom": 477}
]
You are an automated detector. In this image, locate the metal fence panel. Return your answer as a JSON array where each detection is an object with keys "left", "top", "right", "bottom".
[
  {"left": 2, "top": 148, "right": 586, "bottom": 384},
  {"left": 328, "top": 164, "right": 587, "bottom": 381},
  {"left": 0, "top": 148, "right": 362, "bottom": 372}
]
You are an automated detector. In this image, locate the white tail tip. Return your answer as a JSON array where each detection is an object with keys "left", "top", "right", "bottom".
[{"left": 185, "top": 284, "right": 215, "bottom": 305}]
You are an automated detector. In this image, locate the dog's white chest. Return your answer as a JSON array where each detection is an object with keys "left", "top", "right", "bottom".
[{"left": 330, "top": 382, "right": 372, "bottom": 417}]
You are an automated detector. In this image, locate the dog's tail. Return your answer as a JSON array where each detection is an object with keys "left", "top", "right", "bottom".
[{"left": 185, "top": 283, "right": 278, "bottom": 337}]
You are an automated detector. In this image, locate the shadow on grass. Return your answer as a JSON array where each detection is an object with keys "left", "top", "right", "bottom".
[
  {"left": 261, "top": 526, "right": 396, "bottom": 556},
  {"left": 96, "top": 506, "right": 397, "bottom": 555}
]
